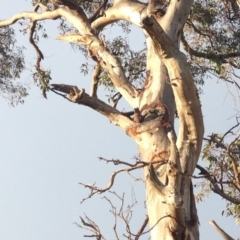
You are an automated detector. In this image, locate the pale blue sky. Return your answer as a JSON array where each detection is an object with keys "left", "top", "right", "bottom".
[{"left": 1, "top": 1, "right": 239, "bottom": 239}]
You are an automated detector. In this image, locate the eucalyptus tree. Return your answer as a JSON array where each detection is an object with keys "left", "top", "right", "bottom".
[{"left": 1, "top": 0, "right": 240, "bottom": 239}]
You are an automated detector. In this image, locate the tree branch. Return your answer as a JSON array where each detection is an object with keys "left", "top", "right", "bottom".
[
  {"left": 79, "top": 159, "right": 164, "bottom": 203},
  {"left": 0, "top": 9, "right": 62, "bottom": 27},
  {"left": 50, "top": 84, "right": 133, "bottom": 129},
  {"left": 0, "top": 6, "right": 138, "bottom": 106},
  {"left": 209, "top": 220, "right": 235, "bottom": 240},
  {"left": 78, "top": 161, "right": 150, "bottom": 203},
  {"left": 143, "top": 16, "right": 204, "bottom": 173},
  {"left": 135, "top": 215, "right": 149, "bottom": 240},
  {"left": 196, "top": 165, "right": 240, "bottom": 204},
  {"left": 91, "top": 1, "right": 147, "bottom": 30},
  {"left": 181, "top": 32, "right": 240, "bottom": 61},
  {"left": 74, "top": 214, "right": 106, "bottom": 240},
  {"left": 163, "top": 0, "right": 193, "bottom": 39},
  {"left": 56, "top": 33, "right": 138, "bottom": 106}
]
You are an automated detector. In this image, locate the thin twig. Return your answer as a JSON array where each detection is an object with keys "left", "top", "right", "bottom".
[{"left": 79, "top": 159, "right": 167, "bottom": 203}]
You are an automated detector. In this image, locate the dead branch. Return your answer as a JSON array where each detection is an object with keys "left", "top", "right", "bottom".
[
  {"left": 104, "top": 192, "right": 135, "bottom": 239},
  {"left": 100, "top": 155, "right": 145, "bottom": 182},
  {"left": 99, "top": 157, "right": 153, "bottom": 167},
  {"left": 209, "top": 220, "right": 234, "bottom": 240},
  {"left": 102, "top": 193, "right": 120, "bottom": 240},
  {"left": 102, "top": 190, "right": 149, "bottom": 239},
  {"left": 220, "top": 120, "right": 240, "bottom": 142},
  {"left": 74, "top": 214, "right": 105, "bottom": 240},
  {"left": 50, "top": 84, "right": 133, "bottom": 129},
  {"left": 135, "top": 215, "right": 149, "bottom": 240},
  {"left": 79, "top": 159, "right": 166, "bottom": 203},
  {"left": 79, "top": 162, "right": 148, "bottom": 203}
]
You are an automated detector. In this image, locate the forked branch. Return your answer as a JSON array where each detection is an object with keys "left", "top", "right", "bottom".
[
  {"left": 79, "top": 159, "right": 165, "bottom": 203},
  {"left": 0, "top": 5, "right": 138, "bottom": 106},
  {"left": 78, "top": 161, "right": 148, "bottom": 203},
  {"left": 74, "top": 214, "right": 106, "bottom": 240}
]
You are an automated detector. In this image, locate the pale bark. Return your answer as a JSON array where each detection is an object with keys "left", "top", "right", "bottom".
[
  {"left": 209, "top": 220, "right": 235, "bottom": 240},
  {"left": 0, "top": 1, "right": 204, "bottom": 239}
]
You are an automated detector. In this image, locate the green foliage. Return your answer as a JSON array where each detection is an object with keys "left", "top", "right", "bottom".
[
  {"left": 198, "top": 131, "right": 240, "bottom": 224},
  {"left": 184, "top": 0, "right": 240, "bottom": 85},
  {"left": 225, "top": 202, "right": 240, "bottom": 225},
  {"left": 33, "top": 69, "right": 51, "bottom": 98},
  {"left": 0, "top": 26, "right": 27, "bottom": 105}
]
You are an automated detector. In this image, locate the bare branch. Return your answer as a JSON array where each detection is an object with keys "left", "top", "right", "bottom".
[
  {"left": 79, "top": 159, "right": 165, "bottom": 203},
  {"left": 78, "top": 162, "right": 148, "bottom": 203},
  {"left": 209, "top": 220, "right": 235, "bottom": 240},
  {"left": 50, "top": 84, "right": 133, "bottom": 129},
  {"left": 74, "top": 215, "right": 106, "bottom": 240},
  {"left": 219, "top": 120, "right": 240, "bottom": 143},
  {"left": 99, "top": 157, "right": 143, "bottom": 167},
  {"left": 135, "top": 215, "right": 149, "bottom": 240},
  {"left": 102, "top": 195, "right": 120, "bottom": 240}
]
